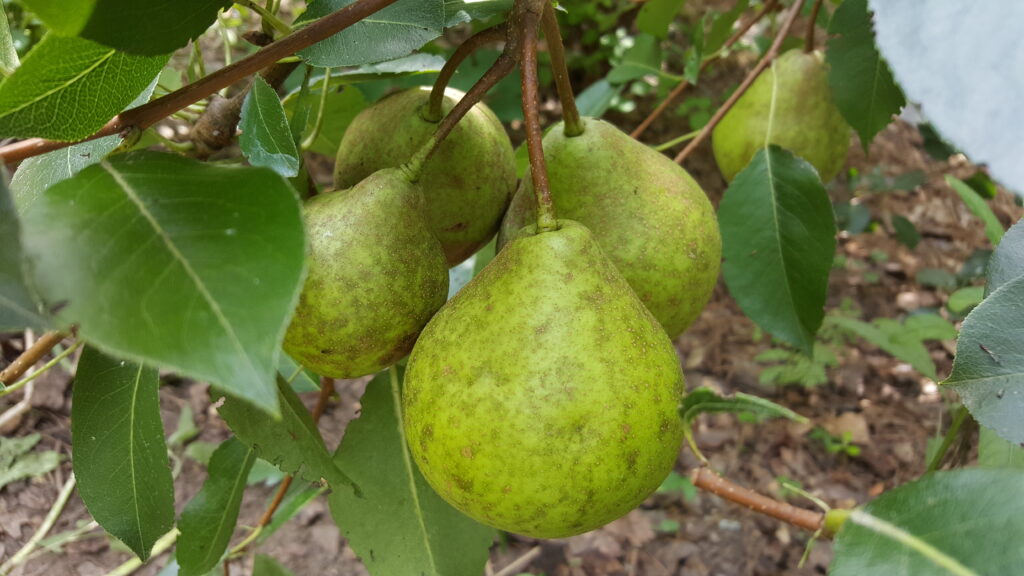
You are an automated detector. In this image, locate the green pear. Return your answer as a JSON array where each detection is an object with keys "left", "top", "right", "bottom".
[
  {"left": 498, "top": 119, "right": 721, "bottom": 339},
  {"left": 334, "top": 87, "right": 516, "bottom": 266},
  {"left": 284, "top": 168, "right": 448, "bottom": 379},
  {"left": 403, "top": 220, "right": 685, "bottom": 538},
  {"left": 712, "top": 49, "right": 849, "bottom": 182}
]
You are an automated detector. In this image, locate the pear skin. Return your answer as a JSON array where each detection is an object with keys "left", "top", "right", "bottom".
[
  {"left": 499, "top": 119, "right": 720, "bottom": 339},
  {"left": 712, "top": 49, "right": 849, "bottom": 182},
  {"left": 334, "top": 87, "right": 516, "bottom": 266},
  {"left": 403, "top": 220, "right": 684, "bottom": 538},
  {"left": 284, "top": 168, "right": 448, "bottom": 378}
]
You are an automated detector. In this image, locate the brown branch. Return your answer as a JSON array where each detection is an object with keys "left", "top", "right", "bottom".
[
  {"left": 805, "top": 0, "right": 825, "bottom": 53},
  {"left": 674, "top": 0, "right": 805, "bottom": 164},
  {"left": 0, "top": 0, "right": 402, "bottom": 166},
  {"left": 516, "top": 0, "right": 558, "bottom": 232},
  {"left": 423, "top": 24, "right": 508, "bottom": 123},
  {"left": 691, "top": 468, "right": 824, "bottom": 533},
  {"left": 0, "top": 331, "right": 65, "bottom": 387},
  {"left": 631, "top": 0, "right": 779, "bottom": 141},
  {"left": 540, "top": 3, "right": 583, "bottom": 137}
]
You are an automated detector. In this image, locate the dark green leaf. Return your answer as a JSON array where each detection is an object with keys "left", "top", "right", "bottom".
[
  {"left": 833, "top": 201, "right": 871, "bottom": 234},
  {"left": 704, "top": 0, "right": 748, "bottom": 56},
  {"left": 679, "top": 387, "right": 807, "bottom": 426},
  {"left": 987, "top": 219, "right": 1024, "bottom": 294},
  {"left": 298, "top": 0, "right": 444, "bottom": 68},
  {"left": 826, "top": 0, "right": 904, "bottom": 149},
  {"left": 253, "top": 555, "right": 296, "bottom": 576},
  {"left": 240, "top": 77, "right": 300, "bottom": 178},
  {"left": 963, "top": 171, "right": 998, "bottom": 199},
  {"left": 915, "top": 268, "right": 958, "bottom": 291},
  {"left": 328, "top": 368, "right": 495, "bottom": 576},
  {"left": 278, "top": 354, "right": 320, "bottom": 394},
  {"left": 282, "top": 85, "right": 367, "bottom": 157},
  {"left": 176, "top": 438, "right": 255, "bottom": 576},
  {"left": 719, "top": 145, "right": 836, "bottom": 354},
  {"left": 947, "top": 176, "right": 1004, "bottom": 246},
  {"left": 831, "top": 469, "right": 1024, "bottom": 575},
  {"left": 827, "top": 316, "right": 940, "bottom": 380},
  {"left": 0, "top": 434, "right": 61, "bottom": 491},
  {"left": 870, "top": 2, "right": 1024, "bottom": 193},
  {"left": 20, "top": 152, "right": 306, "bottom": 415},
  {"left": 682, "top": 17, "right": 704, "bottom": 85},
  {"left": 0, "top": 9, "right": 18, "bottom": 76},
  {"left": 18, "top": 0, "right": 229, "bottom": 55},
  {"left": 216, "top": 375, "right": 354, "bottom": 490},
  {"left": 947, "top": 286, "right": 984, "bottom": 316},
  {"left": 444, "top": 0, "right": 512, "bottom": 26},
  {"left": 0, "top": 175, "right": 46, "bottom": 332},
  {"left": 978, "top": 426, "right": 1024, "bottom": 470},
  {"left": 9, "top": 80, "right": 157, "bottom": 210},
  {"left": 891, "top": 214, "right": 919, "bottom": 249},
  {"left": 944, "top": 272, "right": 1024, "bottom": 444},
  {"left": 72, "top": 347, "right": 173, "bottom": 560},
  {"left": 637, "top": 0, "right": 686, "bottom": 39},
  {"left": 0, "top": 34, "right": 167, "bottom": 140},
  {"left": 607, "top": 34, "right": 663, "bottom": 85}
]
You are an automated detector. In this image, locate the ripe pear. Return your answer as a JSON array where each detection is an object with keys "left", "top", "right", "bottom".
[
  {"left": 712, "top": 49, "right": 849, "bottom": 182},
  {"left": 498, "top": 119, "right": 721, "bottom": 339},
  {"left": 334, "top": 87, "right": 516, "bottom": 266},
  {"left": 403, "top": 220, "right": 685, "bottom": 538},
  {"left": 284, "top": 168, "right": 448, "bottom": 378}
]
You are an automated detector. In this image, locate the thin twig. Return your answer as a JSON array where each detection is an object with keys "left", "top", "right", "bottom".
[
  {"left": 674, "top": 0, "right": 805, "bottom": 164},
  {"left": 691, "top": 467, "right": 824, "bottom": 533},
  {"left": 927, "top": 405, "right": 970, "bottom": 473},
  {"left": 0, "top": 474, "right": 77, "bottom": 575},
  {"left": 0, "top": 0, "right": 402, "bottom": 165},
  {"left": 0, "top": 331, "right": 65, "bottom": 387},
  {"left": 424, "top": 24, "right": 507, "bottom": 123},
  {"left": 540, "top": 3, "right": 583, "bottom": 137},
  {"left": 631, "top": 0, "right": 779, "bottom": 140},
  {"left": 0, "top": 340, "right": 82, "bottom": 399},
  {"left": 805, "top": 0, "right": 825, "bottom": 53},
  {"left": 493, "top": 546, "right": 542, "bottom": 576}
]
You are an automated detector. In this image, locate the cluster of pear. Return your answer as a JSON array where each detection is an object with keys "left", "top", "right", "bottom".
[{"left": 284, "top": 84, "right": 722, "bottom": 538}]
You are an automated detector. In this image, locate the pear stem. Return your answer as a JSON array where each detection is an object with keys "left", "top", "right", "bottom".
[
  {"left": 690, "top": 467, "right": 828, "bottom": 535},
  {"left": 673, "top": 0, "right": 806, "bottom": 165},
  {"left": 805, "top": 0, "right": 825, "bottom": 53},
  {"left": 541, "top": 3, "right": 584, "bottom": 138},
  {"left": 518, "top": 1, "right": 558, "bottom": 232},
  {"left": 423, "top": 24, "right": 508, "bottom": 123},
  {"left": 631, "top": 0, "right": 779, "bottom": 141}
]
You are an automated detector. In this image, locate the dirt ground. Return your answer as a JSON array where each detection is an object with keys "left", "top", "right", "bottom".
[{"left": 2, "top": 9, "right": 1022, "bottom": 576}]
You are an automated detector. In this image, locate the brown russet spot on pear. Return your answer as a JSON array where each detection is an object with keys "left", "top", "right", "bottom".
[
  {"left": 403, "top": 220, "right": 684, "bottom": 538},
  {"left": 334, "top": 87, "right": 516, "bottom": 267},
  {"left": 283, "top": 168, "right": 448, "bottom": 379}
]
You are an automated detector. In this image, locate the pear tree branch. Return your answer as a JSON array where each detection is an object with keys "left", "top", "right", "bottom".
[
  {"left": 690, "top": 467, "right": 826, "bottom": 534},
  {"left": 674, "top": 0, "right": 806, "bottom": 164},
  {"left": 631, "top": 0, "right": 779, "bottom": 141},
  {"left": 0, "top": 331, "right": 67, "bottom": 387},
  {"left": 0, "top": 0, "right": 402, "bottom": 166}
]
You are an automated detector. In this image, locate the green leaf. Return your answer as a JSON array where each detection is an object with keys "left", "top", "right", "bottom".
[
  {"left": 282, "top": 85, "right": 367, "bottom": 157},
  {"left": 71, "top": 347, "right": 173, "bottom": 560},
  {"left": 324, "top": 52, "right": 445, "bottom": 85},
  {"left": 0, "top": 8, "right": 19, "bottom": 76},
  {"left": 298, "top": 0, "right": 444, "bottom": 68},
  {"left": 943, "top": 274, "right": 1024, "bottom": 445},
  {"left": 869, "top": 2, "right": 1024, "bottom": 193},
  {"left": 987, "top": 219, "right": 1024, "bottom": 294},
  {"left": 831, "top": 469, "right": 1024, "bottom": 575},
  {"left": 256, "top": 484, "right": 326, "bottom": 545},
  {"left": 978, "top": 426, "right": 1024, "bottom": 470},
  {"left": 679, "top": 387, "right": 808, "bottom": 425},
  {"left": 947, "top": 176, "right": 1004, "bottom": 246},
  {"left": 253, "top": 555, "right": 296, "bottom": 576},
  {"left": 826, "top": 0, "right": 905, "bottom": 149},
  {"left": 947, "top": 286, "right": 985, "bottom": 316},
  {"left": 607, "top": 34, "right": 664, "bottom": 85},
  {"left": 0, "top": 34, "right": 167, "bottom": 140},
  {"left": 240, "top": 76, "right": 300, "bottom": 178},
  {"left": 9, "top": 79, "right": 158, "bottom": 211},
  {"left": 0, "top": 434, "right": 61, "bottom": 491},
  {"left": 444, "top": 0, "right": 512, "bottom": 26},
  {"left": 328, "top": 368, "right": 495, "bottom": 576},
  {"left": 827, "top": 316, "right": 939, "bottom": 380},
  {"left": 719, "top": 145, "right": 836, "bottom": 354},
  {"left": 176, "top": 437, "right": 256, "bottom": 576},
  {"left": 18, "top": 0, "right": 229, "bottom": 55},
  {"left": 575, "top": 79, "right": 622, "bottom": 119},
  {"left": 891, "top": 214, "right": 919, "bottom": 249},
  {"left": 20, "top": 151, "right": 306, "bottom": 415},
  {"left": 637, "top": 0, "right": 686, "bottom": 39},
  {"left": 0, "top": 175, "right": 46, "bottom": 332},
  {"left": 704, "top": 0, "right": 748, "bottom": 56},
  {"left": 216, "top": 375, "right": 354, "bottom": 490}
]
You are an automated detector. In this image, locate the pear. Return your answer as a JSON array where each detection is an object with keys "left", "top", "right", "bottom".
[
  {"left": 334, "top": 87, "right": 516, "bottom": 266},
  {"left": 712, "top": 49, "right": 849, "bottom": 182},
  {"left": 284, "top": 168, "right": 448, "bottom": 379},
  {"left": 403, "top": 220, "right": 685, "bottom": 538},
  {"left": 498, "top": 119, "right": 721, "bottom": 339}
]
